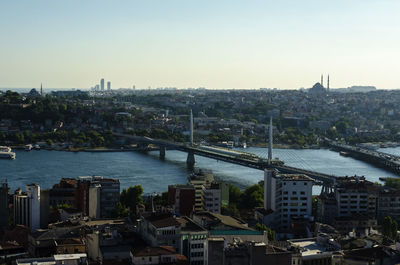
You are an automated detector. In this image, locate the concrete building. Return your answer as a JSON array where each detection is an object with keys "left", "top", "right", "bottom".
[
  {"left": 14, "top": 184, "right": 41, "bottom": 231},
  {"left": 203, "top": 183, "right": 222, "bottom": 214},
  {"left": 335, "top": 176, "right": 379, "bottom": 218},
  {"left": 91, "top": 176, "right": 120, "bottom": 218},
  {"left": 130, "top": 246, "right": 187, "bottom": 265},
  {"left": 168, "top": 185, "right": 195, "bottom": 217},
  {"left": 16, "top": 253, "right": 87, "bottom": 265},
  {"left": 40, "top": 189, "right": 49, "bottom": 229},
  {"left": 0, "top": 181, "right": 9, "bottom": 233},
  {"left": 137, "top": 212, "right": 208, "bottom": 265},
  {"left": 264, "top": 170, "right": 313, "bottom": 231},
  {"left": 288, "top": 235, "right": 341, "bottom": 265},
  {"left": 378, "top": 189, "right": 400, "bottom": 224},
  {"left": 89, "top": 185, "right": 101, "bottom": 219},
  {"left": 316, "top": 193, "right": 337, "bottom": 225},
  {"left": 222, "top": 241, "right": 293, "bottom": 265},
  {"left": 107, "top": 81, "right": 111, "bottom": 91}
]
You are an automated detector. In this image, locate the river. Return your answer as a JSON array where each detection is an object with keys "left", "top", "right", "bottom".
[{"left": 1, "top": 147, "right": 399, "bottom": 193}]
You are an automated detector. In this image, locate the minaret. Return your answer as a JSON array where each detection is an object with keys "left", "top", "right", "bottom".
[
  {"left": 268, "top": 117, "right": 273, "bottom": 163},
  {"left": 327, "top": 75, "right": 330, "bottom": 92},
  {"left": 321, "top": 74, "right": 323, "bottom": 87}
]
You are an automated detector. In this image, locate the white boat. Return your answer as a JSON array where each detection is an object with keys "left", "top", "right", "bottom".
[
  {"left": 0, "top": 151, "right": 16, "bottom": 160},
  {"left": 0, "top": 146, "right": 11, "bottom": 152},
  {"left": 33, "top": 144, "right": 41, "bottom": 150},
  {"left": 25, "top": 144, "right": 33, "bottom": 151}
]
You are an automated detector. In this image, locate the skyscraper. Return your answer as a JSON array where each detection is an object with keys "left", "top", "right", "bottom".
[
  {"left": 100, "top": 78, "right": 105, "bottom": 91},
  {"left": 107, "top": 81, "right": 111, "bottom": 91}
]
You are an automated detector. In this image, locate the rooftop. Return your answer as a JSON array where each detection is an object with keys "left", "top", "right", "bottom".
[
  {"left": 142, "top": 213, "right": 180, "bottom": 229},
  {"left": 278, "top": 174, "right": 314, "bottom": 182},
  {"left": 131, "top": 246, "right": 176, "bottom": 257}
]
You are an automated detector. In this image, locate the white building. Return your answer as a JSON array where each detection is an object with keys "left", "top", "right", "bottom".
[
  {"left": 89, "top": 185, "right": 101, "bottom": 219},
  {"left": 203, "top": 183, "right": 221, "bottom": 214},
  {"left": 264, "top": 170, "right": 313, "bottom": 231},
  {"left": 14, "top": 184, "right": 41, "bottom": 231}
]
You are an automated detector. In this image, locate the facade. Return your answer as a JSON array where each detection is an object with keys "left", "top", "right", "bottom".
[
  {"left": 264, "top": 170, "right": 313, "bottom": 231},
  {"left": 91, "top": 176, "right": 120, "bottom": 218},
  {"left": 316, "top": 193, "right": 337, "bottom": 225},
  {"left": 203, "top": 183, "right": 221, "bottom": 214},
  {"left": 89, "top": 185, "right": 101, "bottom": 219},
  {"left": 335, "top": 176, "right": 379, "bottom": 218},
  {"left": 168, "top": 185, "right": 196, "bottom": 217},
  {"left": 378, "top": 189, "right": 400, "bottom": 223},
  {"left": 49, "top": 178, "right": 77, "bottom": 208},
  {"left": 0, "top": 181, "right": 9, "bottom": 233},
  {"left": 137, "top": 213, "right": 208, "bottom": 265},
  {"left": 222, "top": 241, "right": 292, "bottom": 265},
  {"left": 334, "top": 214, "right": 378, "bottom": 235},
  {"left": 14, "top": 184, "right": 41, "bottom": 231}
]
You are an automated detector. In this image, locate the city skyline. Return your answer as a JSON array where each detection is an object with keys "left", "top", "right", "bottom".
[{"left": 1, "top": 0, "right": 399, "bottom": 89}]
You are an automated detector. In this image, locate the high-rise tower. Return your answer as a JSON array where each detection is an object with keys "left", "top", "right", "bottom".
[{"left": 100, "top": 78, "right": 105, "bottom": 91}]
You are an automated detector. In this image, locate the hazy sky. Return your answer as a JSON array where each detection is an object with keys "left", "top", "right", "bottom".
[{"left": 1, "top": 0, "right": 399, "bottom": 90}]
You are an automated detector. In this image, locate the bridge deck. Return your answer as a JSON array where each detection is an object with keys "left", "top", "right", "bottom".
[{"left": 114, "top": 133, "right": 337, "bottom": 185}]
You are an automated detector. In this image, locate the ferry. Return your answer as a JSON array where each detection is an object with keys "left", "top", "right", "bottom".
[
  {"left": 0, "top": 151, "right": 16, "bottom": 160},
  {"left": 0, "top": 146, "right": 11, "bottom": 152}
]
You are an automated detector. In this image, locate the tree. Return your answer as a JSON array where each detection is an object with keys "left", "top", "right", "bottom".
[
  {"left": 222, "top": 204, "right": 240, "bottom": 218},
  {"left": 255, "top": 223, "right": 275, "bottom": 241},
  {"left": 120, "top": 185, "right": 144, "bottom": 213},
  {"left": 382, "top": 216, "right": 398, "bottom": 240},
  {"left": 112, "top": 202, "right": 129, "bottom": 218},
  {"left": 241, "top": 184, "right": 264, "bottom": 209},
  {"left": 229, "top": 185, "right": 242, "bottom": 205}
]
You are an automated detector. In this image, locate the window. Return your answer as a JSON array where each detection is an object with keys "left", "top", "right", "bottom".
[
  {"left": 292, "top": 191, "right": 297, "bottom": 195},
  {"left": 293, "top": 182, "right": 297, "bottom": 185},
  {"left": 300, "top": 191, "right": 305, "bottom": 195},
  {"left": 304, "top": 182, "right": 307, "bottom": 185}
]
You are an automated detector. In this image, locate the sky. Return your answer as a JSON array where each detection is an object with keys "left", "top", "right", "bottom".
[{"left": 0, "top": 0, "right": 399, "bottom": 90}]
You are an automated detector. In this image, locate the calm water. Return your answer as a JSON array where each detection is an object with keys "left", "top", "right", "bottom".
[{"left": 1, "top": 147, "right": 400, "bottom": 193}]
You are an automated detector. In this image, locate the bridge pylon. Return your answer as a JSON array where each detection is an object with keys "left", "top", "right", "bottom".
[
  {"left": 190, "top": 109, "right": 194, "bottom": 146},
  {"left": 187, "top": 151, "right": 195, "bottom": 168},
  {"left": 159, "top": 146, "right": 166, "bottom": 159},
  {"left": 268, "top": 116, "right": 273, "bottom": 163}
]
